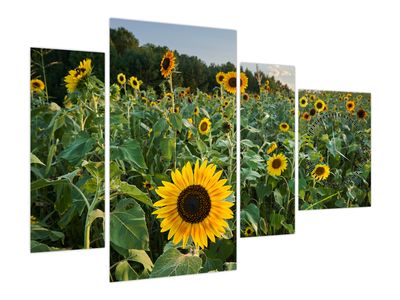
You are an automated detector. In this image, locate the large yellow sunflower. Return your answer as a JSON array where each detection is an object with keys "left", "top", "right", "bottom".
[
  {"left": 153, "top": 161, "right": 234, "bottom": 249},
  {"left": 117, "top": 73, "right": 126, "bottom": 85},
  {"left": 198, "top": 117, "right": 211, "bottom": 135},
  {"left": 279, "top": 122, "right": 290, "bottom": 132},
  {"left": 223, "top": 71, "right": 237, "bottom": 94},
  {"left": 240, "top": 72, "right": 248, "bottom": 93},
  {"left": 314, "top": 99, "right": 326, "bottom": 112},
  {"left": 346, "top": 100, "right": 355, "bottom": 112},
  {"left": 267, "top": 153, "right": 288, "bottom": 176},
  {"left": 299, "top": 96, "right": 308, "bottom": 107},
  {"left": 160, "top": 50, "right": 176, "bottom": 78},
  {"left": 216, "top": 72, "right": 225, "bottom": 85},
  {"left": 129, "top": 76, "right": 142, "bottom": 90},
  {"left": 30, "top": 79, "right": 45, "bottom": 93},
  {"left": 311, "top": 164, "right": 330, "bottom": 181},
  {"left": 64, "top": 58, "right": 92, "bottom": 93}
]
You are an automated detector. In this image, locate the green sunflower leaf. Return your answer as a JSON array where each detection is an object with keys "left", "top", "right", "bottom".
[
  {"left": 150, "top": 248, "right": 202, "bottom": 278},
  {"left": 110, "top": 201, "right": 149, "bottom": 250}
]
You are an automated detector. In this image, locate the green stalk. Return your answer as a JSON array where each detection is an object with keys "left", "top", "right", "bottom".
[
  {"left": 168, "top": 74, "right": 177, "bottom": 170},
  {"left": 306, "top": 191, "right": 340, "bottom": 210},
  {"left": 40, "top": 49, "right": 49, "bottom": 102}
]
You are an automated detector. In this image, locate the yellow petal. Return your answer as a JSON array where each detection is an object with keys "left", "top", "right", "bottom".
[
  {"left": 182, "top": 223, "right": 192, "bottom": 248},
  {"left": 193, "top": 160, "right": 200, "bottom": 184},
  {"left": 210, "top": 190, "right": 233, "bottom": 202},
  {"left": 153, "top": 197, "right": 178, "bottom": 207},
  {"left": 206, "top": 179, "right": 228, "bottom": 194},
  {"left": 168, "top": 218, "right": 183, "bottom": 240}
]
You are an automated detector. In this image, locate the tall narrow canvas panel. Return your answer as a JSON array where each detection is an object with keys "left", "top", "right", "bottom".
[
  {"left": 109, "top": 19, "right": 237, "bottom": 281},
  {"left": 298, "top": 90, "right": 371, "bottom": 210},
  {"left": 30, "top": 48, "right": 105, "bottom": 252},
  {"left": 240, "top": 63, "right": 295, "bottom": 237}
]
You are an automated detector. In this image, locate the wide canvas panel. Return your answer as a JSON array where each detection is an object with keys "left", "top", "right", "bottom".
[
  {"left": 109, "top": 19, "right": 237, "bottom": 281},
  {"left": 30, "top": 48, "right": 105, "bottom": 252},
  {"left": 298, "top": 90, "right": 371, "bottom": 210},
  {"left": 240, "top": 63, "right": 295, "bottom": 237}
]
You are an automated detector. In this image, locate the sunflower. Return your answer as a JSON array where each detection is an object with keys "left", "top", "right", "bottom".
[
  {"left": 223, "top": 71, "right": 237, "bottom": 94},
  {"left": 164, "top": 92, "right": 173, "bottom": 100},
  {"left": 242, "top": 93, "right": 249, "bottom": 101},
  {"left": 309, "top": 108, "right": 316, "bottom": 116},
  {"left": 187, "top": 117, "right": 194, "bottom": 124},
  {"left": 153, "top": 160, "right": 234, "bottom": 249},
  {"left": 267, "top": 153, "right": 288, "bottom": 176},
  {"left": 243, "top": 226, "right": 254, "bottom": 237},
  {"left": 267, "top": 142, "right": 277, "bottom": 154},
  {"left": 129, "top": 76, "right": 141, "bottom": 90},
  {"left": 117, "top": 73, "right": 126, "bottom": 85},
  {"left": 346, "top": 100, "right": 355, "bottom": 112},
  {"left": 194, "top": 106, "right": 200, "bottom": 116},
  {"left": 160, "top": 50, "right": 176, "bottom": 78},
  {"left": 299, "top": 96, "right": 308, "bottom": 107},
  {"left": 302, "top": 112, "right": 311, "bottom": 121},
  {"left": 310, "top": 94, "right": 317, "bottom": 101},
  {"left": 64, "top": 59, "right": 92, "bottom": 93},
  {"left": 279, "top": 122, "right": 290, "bottom": 132},
  {"left": 357, "top": 95, "right": 363, "bottom": 101},
  {"left": 314, "top": 99, "right": 326, "bottom": 112},
  {"left": 255, "top": 94, "right": 260, "bottom": 101},
  {"left": 174, "top": 106, "right": 180, "bottom": 113},
  {"left": 30, "top": 79, "right": 45, "bottom": 93},
  {"left": 357, "top": 109, "right": 368, "bottom": 119},
  {"left": 222, "top": 100, "right": 229, "bottom": 108},
  {"left": 240, "top": 72, "right": 248, "bottom": 93},
  {"left": 216, "top": 72, "right": 225, "bottom": 85},
  {"left": 143, "top": 180, "right": 154, "bottom": 191},
  {"left": 311, "top": 164, "right": 330, "bottom": 181},
  {"left": 198, "top": 118, "right": 211, "bottom": 135}
]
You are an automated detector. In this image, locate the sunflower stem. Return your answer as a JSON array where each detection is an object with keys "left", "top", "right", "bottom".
[
  {"left": 39, "top": 49, "right": 49, "bottom": 102},
  {"left": 169, "top": 74, "right": 177, "bottom": 170}
]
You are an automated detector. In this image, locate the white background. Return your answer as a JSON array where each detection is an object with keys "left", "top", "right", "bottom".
[{"left": 0, "top": 0, "right": 399, "bottom": 299}]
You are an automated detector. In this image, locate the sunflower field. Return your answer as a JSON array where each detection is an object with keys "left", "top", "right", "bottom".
[
  {"left": 109, "top": 47, "right": 238, "bottom": 281},
  {"left": 298, "top": 90, "right": 371, "bottom": 210},
  {"left": 30, "top": 48, "right": 105, "bottom": 252},
  {"left": 240, "top": 66, "right": 295, "bottom": 237}
]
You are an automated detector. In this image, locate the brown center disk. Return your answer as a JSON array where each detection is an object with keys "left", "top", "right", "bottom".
[
  {"left": 272, "top": 159, "right": 282, "bottom": 169},
  {"left": 200, "top": 122, "right": 208, "bottom": 132},
  {"left": 177, "top": 185, "right": 211, "bottom": 223},
  {"left": 162, "top": 58, "right": 170, "bottom": 70},
  {"left": 228, "top": 77, "right": 236, "bottom": 88},
  {"left": 315, "top": 167, "right": 325, "bottom": 176}
]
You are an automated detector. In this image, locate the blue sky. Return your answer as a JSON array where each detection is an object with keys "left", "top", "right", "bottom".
[
  {"left": 241, "top": 62, "right": 295, "bottom": 90},
  {"left": 110, "top": 19, "right": 237, "bottom": 66}
]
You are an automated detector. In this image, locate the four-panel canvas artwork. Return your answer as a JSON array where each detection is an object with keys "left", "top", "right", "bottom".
[{"left": 30, "top": 19, "right": 371, "bottom": 281}]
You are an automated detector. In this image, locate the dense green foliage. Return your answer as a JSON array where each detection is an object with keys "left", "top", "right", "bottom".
[
  {"left": 298, "top": 90, "right": 371, "bottom": 209},
  {"left": 240, "top": 74, "right": 295, "bottom": 237},
  {"left": 30, "top": 49, "right": 105, "bottom": 251}
]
